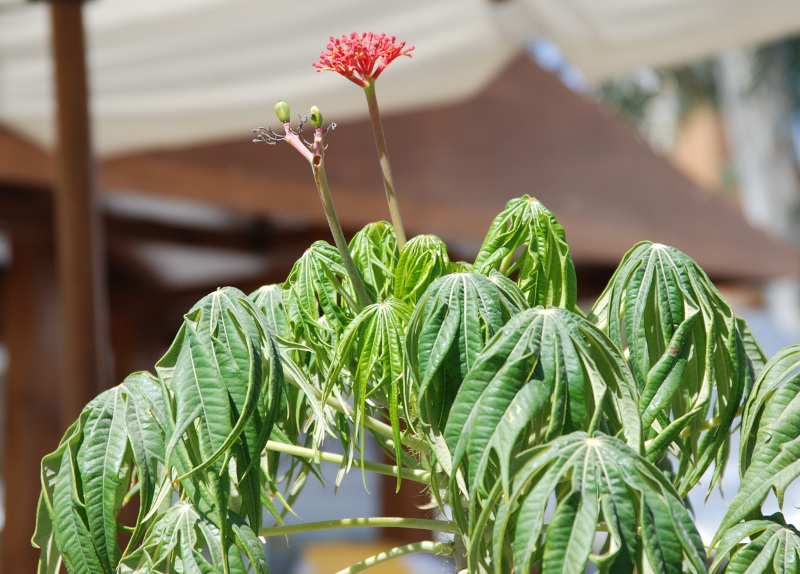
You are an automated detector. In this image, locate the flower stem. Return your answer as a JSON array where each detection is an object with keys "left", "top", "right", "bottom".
[
  {"left": 363, "top": 81, "right": 407, "bottom": 249},
  {"left": 311, "top": 157, "right": 373, "bottom": 309},
  {"left": 264, "top": 440, "right": 430, "bottom": 483},
  {"left": 334, "top": 541, "right": 453, "bottom": 574},
  {"left": 281, "top": 122, "right": 314, "bottom": 161},
  {"left": 258, "top": 516, "right": 457, "bottom": 538}
]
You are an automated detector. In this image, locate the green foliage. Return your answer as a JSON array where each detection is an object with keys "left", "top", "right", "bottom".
[
  {"left": 445, "top": 307, "right": 641, "bottom": 498},
  {"left": 33, "top": 198, "right": 800, "bottom": 574},
  {"left": 711, "top": 515, "right": 800, "bottom": 573},
  {"left": 474, "top": 195, "right": 577, "bottom": 311},
  {"left": 406, "top": 272, "right": 523, "bottom": 436},
  {"left": 590, "top": 241, "right": 754, "bottom": 496},
  {"left": 472, "top": 433, "right": 706, "bottom": 574}
]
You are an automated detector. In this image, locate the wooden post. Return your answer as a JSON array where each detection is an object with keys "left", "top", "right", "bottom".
[{"left": 50, "top": 0, "right": 110, "bottom": 419}]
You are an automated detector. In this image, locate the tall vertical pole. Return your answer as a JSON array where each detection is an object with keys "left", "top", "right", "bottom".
[{"left": 50, "top": 0, "right": 110, "bottom": 420}]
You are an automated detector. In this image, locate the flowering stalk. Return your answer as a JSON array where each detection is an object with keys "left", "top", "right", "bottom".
[
  {"left": 315, "top": 32, "right": 414, "bottom": 248},
  {"left": 254, "top": 104, "right": 372, "bottom": 310},
  {"left": 362, "top": 80, "right": 407, "bottom": 248},
  {"left": 309, "top": 130, "right": 373, "bottom": 309}
]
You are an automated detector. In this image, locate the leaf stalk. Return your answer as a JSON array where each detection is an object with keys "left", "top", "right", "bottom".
[
  {"left": 333, "top": 541, "right": 453, "bottom": 574},
  {"left": 264, "top": 440, "right": 430, "bottom": 483},
  {"left": 258, "top": 516, "right": 457, "bottom": 538}
]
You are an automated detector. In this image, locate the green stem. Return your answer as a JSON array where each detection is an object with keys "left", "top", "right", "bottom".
[
  {"left": 258, "top": 516, "right": 457, "bottom": 538},
  {"left": 334, "top": 541, "right": 452, "bottom": 574},
  {"left": 264, "top": 440, "right": 430, "bottom": 483},
  {"left": 641, "top": 404, "right": 745, "bottom": 449},
  {"left": 311, "top": 158, "right": 373, "bottom": 309},
  {"left": 499, "top": 248, "right": 517, "bottom": 275},
  {"left": 677, "top": 404, "right": 745, "bottom": 438},
  {"left": 363, "top": 81, "right": 407, "bottom": 249}
]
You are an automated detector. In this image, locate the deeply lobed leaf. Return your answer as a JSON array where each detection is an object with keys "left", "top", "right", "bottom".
[
  {"left": 474, "top": 195, "right": 577, "bottom": 311},
  {"left": 711, "top": 514, "right": 800, "bottom": 574},
  {"left": 716, "top": 346, "right": 800, "bottom": 547},
  {"left": 393, "top": 234, "right": 450, "bottom": 304},
  {"left": 325, "top": 298, "right": 414, "bottom": 478},
  {"left": 349, "top": 221, "right": 399, "bottom": 300},
  {"left": 445, "top": 306, "right": 641, "bottom": 497},
  {"left": 590, "top": 241, "right": 755, "bottom": 495},
  {"left": 406, "top": 272, "right": 525, "bottom": 438},
  {"left": 475, "top": 432, "right": 707, "bottom": 573},
  {"left": 36, "top": 376, "right": 169, "bottom": 574}
]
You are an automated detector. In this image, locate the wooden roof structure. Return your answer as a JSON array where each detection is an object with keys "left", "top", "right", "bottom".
[
  {"left": 1, "top": 53, "right": 798, "bottom": 570},
  {"left": 3, "top": 56, "right": 795, "bottom": 282}
]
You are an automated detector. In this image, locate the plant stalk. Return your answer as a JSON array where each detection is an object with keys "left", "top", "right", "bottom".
[
  {"left": 363, "top": 81, "right": 407, "bottom": 249},
  {"left": 264, "top": 440, "right": 430, "bottom": 483},
  {"left": 258, "top": 516, "right": 457, "bottom": 538},
  {"left": 334, "top": 541, "right": 452, "bottom": 574},
  {"left": 311, "top": 157, "right": 373, "bottom": 309}
]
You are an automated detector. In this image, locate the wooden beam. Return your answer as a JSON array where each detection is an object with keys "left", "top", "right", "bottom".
[
  {"left": 50, "top": 0, "right": 111, "bottom": 419},
  {"left": 0, "top": 127, "right": 53, "bottom": 189}
]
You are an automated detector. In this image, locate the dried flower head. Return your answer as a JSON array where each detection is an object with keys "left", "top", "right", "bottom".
[{"left": 313, "top": 32, "right": 414, "bottom": 87}]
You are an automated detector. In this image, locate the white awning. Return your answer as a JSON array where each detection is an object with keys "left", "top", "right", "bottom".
[{"left": 1, "top": 0, "right": 800, "bottom": 155}]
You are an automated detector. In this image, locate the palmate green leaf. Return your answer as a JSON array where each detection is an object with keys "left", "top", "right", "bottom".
[
  {"left": 75, "top": 387, "right": 130, "bottom": 572},
  {"left": 474, "top": 432, "right": 706, "bottom": 574},
  {"left": 36, "top": 375, "right": 167, "bottom": 574},
  {"left": 32, "top": 494, "right": 62, "bottom": 574},
  {"left": 166, "top": 319, "right": 233, "bottom": 472},
  {"left": 282, "top": 241, "right": 360, "bottom": 369},
  {"left": 209, "top": 292, "right": 285, "bottom": 533},
  {"left": 715, "top": 346, "right": 800, "bottom": 546},
  {"left": 711, "top": 514, "right": 800, "bottom": 574},
  {"left": 249, "top": 284, "right": 288, "bottom": 337},
  {"left": 349, "top": 221, "right": 399, "bottom": 300},
  {"left": 325, "top": 298, "right": 413, "bottom": 476},
  {"left": 167, "top": 288, "right": 285, "bottom": 534},
  {"left": 119, "top": 501, "right": 233, "bottom": 574},
  {"left": 590, "top": 241, "right": 752, "bottom": 495},
  {"left": 474, "top": 195, "right": 577, "bottom": 311},
  {"left": 445, "top": 306, "right": 641, "bottom": 497},
  {"left": 167, "top": 289, "right": 252, "bottom": 468},
  {"left": 37, "top": 411, "right": 104, "bottom": 574},
  {"left": 393, "top": 233, "right": 450, "bottom": 304},
  {"left": 406, "top": 272, "right": 525, "bottom": 437},
  {"left": 285, "top": 240, "right": 359, "bottom": 331},
  {"left": 121, "top": 372, "right": 168, "bottom": 551},
  {"left": 740, "top": 345, "right": 800, "bottom": 477}
]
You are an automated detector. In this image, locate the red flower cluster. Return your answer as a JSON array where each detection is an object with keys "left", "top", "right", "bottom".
[{"left": 313, "top": 32, "right": 414, "bottom": 87}]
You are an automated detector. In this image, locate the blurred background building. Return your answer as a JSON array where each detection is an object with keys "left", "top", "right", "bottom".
[{"left": 3, "top": 0, "right": 800, "bottom": 571}]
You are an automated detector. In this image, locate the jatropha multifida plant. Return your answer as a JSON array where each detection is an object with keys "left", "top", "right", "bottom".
[{"left": 34, "top": 31, "right": 800, "bottom": 574}]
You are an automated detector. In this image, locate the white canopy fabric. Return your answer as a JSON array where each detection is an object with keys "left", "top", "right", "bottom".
[{"left": 2, "top": 0, "right": 800, "bottom": 156}]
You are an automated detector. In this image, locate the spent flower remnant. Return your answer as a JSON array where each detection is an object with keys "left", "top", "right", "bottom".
[{"left": 313, "top": 32, "right": 414, "bottom": 87}]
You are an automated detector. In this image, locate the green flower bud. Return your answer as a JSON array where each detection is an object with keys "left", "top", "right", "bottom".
[
  {"left": 309, "top": 106, "right": 323, "bottom": 128},
  {"left": 274, "top": 101, "right": 291, "bottom": 123}
]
